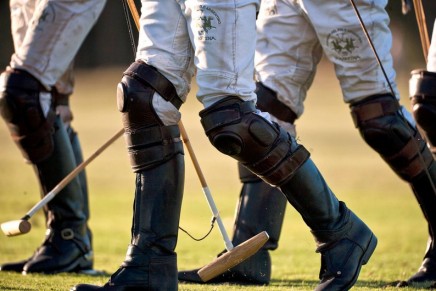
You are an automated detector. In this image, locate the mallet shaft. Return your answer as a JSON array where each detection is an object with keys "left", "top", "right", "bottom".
[
  {"left": 26, "top": 128, "right": 124, "bottom": 218},
  {"left": 179, "top": 122, "right": 234, "bottom": 251},
  {"left": 1, "top": 129, "right": 124, "bottom": 237}
]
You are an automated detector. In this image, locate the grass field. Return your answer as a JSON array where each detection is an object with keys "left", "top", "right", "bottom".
[{"left": 0, "top": 61, "right": 432, "bottom": 290}]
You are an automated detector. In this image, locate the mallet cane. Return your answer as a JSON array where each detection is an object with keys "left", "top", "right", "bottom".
[{"left": 125, "top": 0, "right": 269, "bottom": 282}]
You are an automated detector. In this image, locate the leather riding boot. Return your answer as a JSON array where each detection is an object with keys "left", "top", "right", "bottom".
[
  {"left": 72, "top": 154, "right": 184, "bottom": 291},
  {"left": 178, "top": 162, "right": 287, "bottom": 285},
  {"left": 280, "top": 157, "right": 377, "bottom": 291},
  {"left": 401, "top": 162, "right": 436, "bottom": 285},
  {"left": 22, "top": 117, "right": 92, "bottom": 274},
  {"left": 0, "top": 124, "right": 93, "bottom": 274},
  {"left": 67, "top": 126, "right": 93, "bottom": 255}
]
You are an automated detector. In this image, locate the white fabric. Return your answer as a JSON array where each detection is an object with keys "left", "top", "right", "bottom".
[
  {"left": 255, "top": 0, "right": 400, "bottom": 118},
  {"left": 427, "top": 19, "right": 436, "bottom": 72},
  {"left": 9, "top": 0, "right": 106, "bottom": 90},
  {"left": 136, "top": 0, "right": 260, "bottom": 114}
]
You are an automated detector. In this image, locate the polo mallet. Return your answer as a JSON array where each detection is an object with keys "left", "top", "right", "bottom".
[
  {"left": 178, "top": 123, "right": 269, "bottom": 282},
  {"left": 124, "top": 0, "right": 269, "bottom": 282},
  {"left": 1, "top": 128, "right": 124, "bottom": 236},
  {"left": 412, "top": 0, "right": 430, "bottom": 62}
]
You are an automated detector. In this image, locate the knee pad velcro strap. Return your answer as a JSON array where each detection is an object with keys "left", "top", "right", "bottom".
[
  {"left": 350, "top": 94, "right": 432, "bottom": 181},
  {"left": 410, "top": 69, "right": 436, "bottom": 99},
  {"left": 0, "top": 70, "right": 55, "bottom": 163},
  {"left": 350, "top": 94, "right": 400, "bottom": 128},
  {"left": 255, "top": 82, "right": 297, "bottom": 124},
  {"left": 410, "top": 69, "right": 436, "bottom": 151},
  {"left": 117, "top": 62, "right": 184, "bottom": 172},
  {"left": 238, "top": 162, "right": 261, "bottom": 183},
  {"left": 119, "top": 61, "right": 182, "bottom": 111},
  {"left": 200, "top": 97, "right": 310, "bottom": 186},
  {"left": 125, "top": 124, "right": 183, "bottom": 172}
]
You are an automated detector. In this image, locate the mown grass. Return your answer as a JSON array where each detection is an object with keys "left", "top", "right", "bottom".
[{"left": 0, "top": 61, "right": 432, "bottom": 290}]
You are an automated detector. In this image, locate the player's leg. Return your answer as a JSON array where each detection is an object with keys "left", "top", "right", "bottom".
[
  {"left": 405, "top": 19, "right": 436, "bottom": 285},
  {"left": 72, "top": 0, "right": 190, "bottom": 289},
  {"left": 0, "top": 0, "right": 105, "bottom": 274},
  {"left": 312, "top": 0, "right": 436, "bottom": 286},
  {"left": 193, "top": 1, "right": 376, "bottom": 289}
]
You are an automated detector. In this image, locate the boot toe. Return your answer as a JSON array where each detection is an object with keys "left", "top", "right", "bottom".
[
  {"left": 23, "top": 244, "right": 93, "bottom": 274},
  {"left": 178, "top": 269, "right": 204, "bottom": 283},
  {"left": 0, "top": 259, "right": 28, "bottom": 272},
  {"left": 406, "top": 258, "right": 436, "bottom": 285},
  {"left": 315, "top": 228, "right": 377, "bottom": 290},
  {"left": 71, "top": 284, "right": 103, "bottom": 291}
]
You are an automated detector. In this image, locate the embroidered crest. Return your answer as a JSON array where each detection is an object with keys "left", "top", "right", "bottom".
[{"left": 327, "top": 28, "right": 362, "bottom": 62}]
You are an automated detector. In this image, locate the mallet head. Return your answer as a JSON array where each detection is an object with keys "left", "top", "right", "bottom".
[
  {"left": 197, "top": 231, "right": 269, "bottom": 282},
  {"left": 1, "top": 219, "right": 31, "bottom": 236}
]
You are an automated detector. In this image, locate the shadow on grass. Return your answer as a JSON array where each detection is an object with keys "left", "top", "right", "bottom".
[{"left": 267, "top": 278, "right": 432, "bottom": 289}]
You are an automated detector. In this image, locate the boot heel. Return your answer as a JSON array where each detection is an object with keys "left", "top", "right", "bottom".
[{"left": 362, "top": 234, "right": 377, "bottom": 265}]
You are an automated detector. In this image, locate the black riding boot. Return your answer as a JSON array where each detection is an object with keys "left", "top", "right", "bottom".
[
  {"left": 73, "top": 154, "right": 184, "bottom": 290},
  {"left": 67, "top": 126, "right": 93, "bottom": 255},
  {"left": 403, "top": 70, "right": 436, "bottom": 285},
  {"left": 279, "top": 155, "right": 377, "bottom": 291},
  {"left": 198, "top": 96, "right": 376, "bottom": 290},
  {"left": 178, "top": 162, "right": 287, "bottom": 285},
  {"left": 399, "top": 162, "right": 436, "bottom": 285},
  {"left": 0, "top": 123, "right": 93, "bottom": 274},
  {"left": 17, "top": 117, "right": 92, "bottom": 274}
]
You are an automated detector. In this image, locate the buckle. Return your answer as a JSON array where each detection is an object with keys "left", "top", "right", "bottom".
[{"left": 61, "top": 228, "right": 75, "bottom": 240}]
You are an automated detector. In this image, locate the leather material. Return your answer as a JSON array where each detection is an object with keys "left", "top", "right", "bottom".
[
  {"left": 0, "top": 259, "right": 28, "bottom": 272},
  {"left": 0, "top": 120, "right": 93, "bottom": 274},
  {"left": 0, "top": 69, "right": 56, "bottom": 163},
  {"left": 279, "top": 155, "right": 377, "bottom": 290},
  {"left": 405, "top": 258, "right": 436, "bottom": 285},
  {"left": 35, "top": 116, "right": 90, "bottom": 247},
  {"left": 410, "top": 69, "right": 436, "bottom": 157},
  {"left": 232, "top": 163, "right": 286, "bottom": 250},
  {"left": 403, "top": 162, "right": 436, "bottom": 285},
  {"left": 200, "top": 96, "right": 309, "bottom": 186},
  {"left": 313, "top": 207, "right": 377, "bottom": 291},
  {"left": 350, "top": 94, "right": 433, "bottom": 181},
  {"left": 23, "top": 226, "right": 93, "bottom": 274},
  {"left": 73, "top": 154, "right": 184, "bottom": 290},
  {"left": 117, "top": 62, "right": 183, "bottom": 172},
  {"left": 255, "top": 82, "right": 297, "bottom": 124}
]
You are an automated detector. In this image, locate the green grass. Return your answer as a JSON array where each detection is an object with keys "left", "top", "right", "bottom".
[{"left": 0, "top": 62, "right": 432, "bottom": 290}]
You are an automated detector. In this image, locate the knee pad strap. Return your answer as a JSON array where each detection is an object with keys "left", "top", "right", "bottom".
[
  {"left": 117, "top": 62, "right": 184, "bottom": 172},
  {"left": 255, "top": 82, "right": 297, "bottom": 124},
  {"left": 410, "top": 69, "right": 436, "bottom": 99},
  {"left": 410, "top": 69, "right": 436, "bottom": 153},
  {"left": 350, "top": 94, "right": 432, "bottom": 181},
  {"left": 126, "top": 124, "right": 183, "bottom": 172},
  {"left": 120, "top": 61, "right": 182, "bottom": 111},
  {"left": 350, "top": 94, "right": 400, "bottom": 127},
  {"left": 200, "top": 97, "right": 309, "bottom": 186},
  {"left": 238, "top": 162, "right": 260, "bottom": 183}
]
